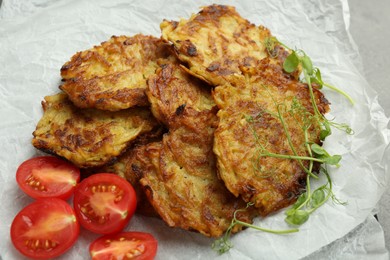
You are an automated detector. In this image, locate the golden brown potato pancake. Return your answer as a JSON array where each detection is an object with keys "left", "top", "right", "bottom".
[
  {"left": 32, "top": 93, "right": 160, "bottom": 168},
  {"left": 213, "top": 58, "right": 330, "bottom": 216},
  {"left": 161, "top": 5, "right": 278, "bottom": 86},
  {"left": 130, "top": 65, "right": 255, "bottom": 237},
  {"left": 136, "top": 111, "right": 255, "bottom": 237},
  {"left": 60, "top": 34, "right": 173, "bottom": 111},
  {"left": 146, "top": 63, "right": 215, "bottom": 126}
]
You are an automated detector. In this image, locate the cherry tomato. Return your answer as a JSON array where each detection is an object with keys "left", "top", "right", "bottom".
[
  {"left": 10, "top": 198, "right": 79, "bottom": 259},
  {"left": 73, "top": 173, "right": 137, "bottom": 234},
  {"left": 16, "top": 156, "right": 80, "bottom": 200},
  {"left": 89, "top": 232, "right": 158, "bottom": 260}
]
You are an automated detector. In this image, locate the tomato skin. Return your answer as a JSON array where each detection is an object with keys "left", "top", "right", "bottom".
[
  {"left": 89, "top": 232, "right": 158, "bottom": 260},
  {"left": 16, "top": 156, "right": 80, "bottom": 200},
  {"left": 10, "top": 198, "right": 79, "bottom": 259},
  {"left": 73, "top": 173, "right": 137, "bottom": 234}
]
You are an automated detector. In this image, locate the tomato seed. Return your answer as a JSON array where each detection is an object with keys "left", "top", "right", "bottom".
[
  {"left": 25, "top": 175, "right": 47, "bottom": 191},
  {"left": 114, "top": 195, "right": 122, "bottom": 202},
  {"left": 125, "top": 244, "right": 145, "bottom": 258},
  {"left": 24, "top": 239, "right": 57, "bottom": 251},
  {"left": 44, "top": 240, "right": 50, "bottom": 249},
  {"left": 98, "top": 216, "right": 106, "bottom": 224}
]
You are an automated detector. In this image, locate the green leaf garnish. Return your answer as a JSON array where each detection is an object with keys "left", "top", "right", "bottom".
[
  {"left": 283, "top": 52, "right": 300, "bottom": 73},
  {"left": 320, "top": 121, "right": 332, "bottom": 140},
  {"left": 285, "top": 209, "right": 310, "bottom": 225},
  {"left": 311, "top": 189, "right": 326, "bottom": 208},
  {"left": 301, "top": 54, "right": 313, "bottom": 75},
  {"left": 311, "top": 143, "right": 326, "bottom": 155},
  {"left": 322, "top": 155, "right": 342, "bottom": 166}
]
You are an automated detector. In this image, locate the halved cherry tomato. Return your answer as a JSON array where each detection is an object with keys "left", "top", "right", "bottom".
[
  {"left": 73, "top": 173, "right": 137, "bottom": 234},
  {"left": 10, "top": 198, "right": 79, "bottom": 259},
  {"left": 89, "top": 232, "right": 158, "bottom": 260},
  {"left": 16, "top": 156, "right": 80, "bottom": 200}
]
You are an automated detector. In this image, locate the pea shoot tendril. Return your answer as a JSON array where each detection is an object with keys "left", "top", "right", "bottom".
[{"left": 212, "top": 37, "right": 352, "bottom": 254}]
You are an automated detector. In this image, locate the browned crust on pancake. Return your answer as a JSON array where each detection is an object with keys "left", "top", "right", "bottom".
[
  {"left": 32, "top": 93, "right": 160, "bottom": 168},
  {"left": 60, "top": 35, "right": 173, "bottom": 111},
  {"left": 160, "top": 5, "right": 273, "bottom": 86}
]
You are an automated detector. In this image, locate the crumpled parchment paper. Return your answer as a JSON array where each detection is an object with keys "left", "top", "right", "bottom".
[{"left": 1, "top": 0, "right": 389, "bottom": 259}]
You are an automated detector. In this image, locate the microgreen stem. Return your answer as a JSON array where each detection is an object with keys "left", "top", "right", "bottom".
[
  {"left": 276, "top": 104, "right": 317, "bottom": 179},
  {"left": 234, "top": 219, "right": 299, "bottom": 234},
  {"left": 304, "top": 129, "right": 314, "bottom": 173},
  {"left": 323, "top": 82, "right": 355, "bottom": 105},
  {"left": 212, "top": 203, "right": 299, "bottom": 254},
  {"left": 307, "top": 170, "right": 333, "bottom": 214},
  {"left": 259, "top": 152, "right": 328, "bottom": 164},
  {"left": 295, "top": 174, "right": 311, "bottom": 211}
]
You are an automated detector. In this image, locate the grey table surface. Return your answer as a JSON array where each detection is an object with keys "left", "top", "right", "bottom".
[
  {"left": 349, "top": 0, "right": 390, "bottom": 253},
  {"left": 0, "top": 0, "right": 389, "bottom": 256}
]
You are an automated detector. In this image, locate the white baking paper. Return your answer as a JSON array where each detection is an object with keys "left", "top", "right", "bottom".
[{"left": 1, "top": 0, "right": 389, "bottom": 259}]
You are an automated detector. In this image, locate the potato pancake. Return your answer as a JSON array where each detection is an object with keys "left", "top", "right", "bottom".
[
  {"left": 161, "top": 5, "right": 274, "bottom": 86},
  {"left": 131, "top": 65, "right": 255, "bottom": 237},
  {"left": 146, "top": 63, "right": 215, "bottom": 126},
  {"left": 32, "top": 93, "right": 160, "bottom": 168},
  {"left": 137, "top": 111, "right": 255, "bottom": 237},
  {"left": 60, "top": 34, "right": 173, "bottom": 111},
  {"left": 213, "top": 58, "right": 330, "bottom": 216}
]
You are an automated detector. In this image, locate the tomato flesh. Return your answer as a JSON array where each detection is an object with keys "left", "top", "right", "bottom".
[
  {"left": 16, "top": 156, "right": 80, "bottom": 200},
  {"left": 73, "top": 173, "right": 137, "bottom": 234},
  {"left": 10, "top": 198, "right": 79, "bottom": 259},
  {"left": 89, "top": 232, "right": 158, "bottom": 260}
]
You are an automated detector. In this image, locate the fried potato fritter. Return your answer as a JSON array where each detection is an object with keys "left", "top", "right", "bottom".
[
  {"left": 130, "top": 65, "right": 255, "bottom": 237},
  {"left": 32, "top": 93, "right": 160, "bottom": 168},
  {"left": 213, "top": 58, "right": 330, "bottom": 216},
  {"left": 146, "top": 63, "right": 215, "bottom": 126},
  {"left": 60, "top": 35, "right": 173, "bottom": 111},
  {"left": 137, "top": 111, "right": 255, "bottom": 237},
  {"left": 160, "top": 5, "right": 273, "bottom": 86}
]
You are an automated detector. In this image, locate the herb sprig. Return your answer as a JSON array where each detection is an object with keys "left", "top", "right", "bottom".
[
  {"left": 212, "top": 203, "right": 299, "bottom": 254},
  {"left": 212, "top": 37, "right": 353, "bottom": 254},
  {"left": 267, "top": 36, "right": 355, "bottom": 105},
  {"left": 285, "top": 166, "right": 346, "bottom": 226}
]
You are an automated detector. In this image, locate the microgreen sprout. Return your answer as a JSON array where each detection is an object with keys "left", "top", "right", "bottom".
[
  {"left": 212, "top": 37, "right": 352, "bottom": 254},
  {"left": 212, "top": 202, "right": 299, "bottom": 254},
  {"left": 285, "top": 166, "right": 346, "bottom": 226},
  {"left": 266, "top": 36, "right": 355, "bottom": 105}
]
